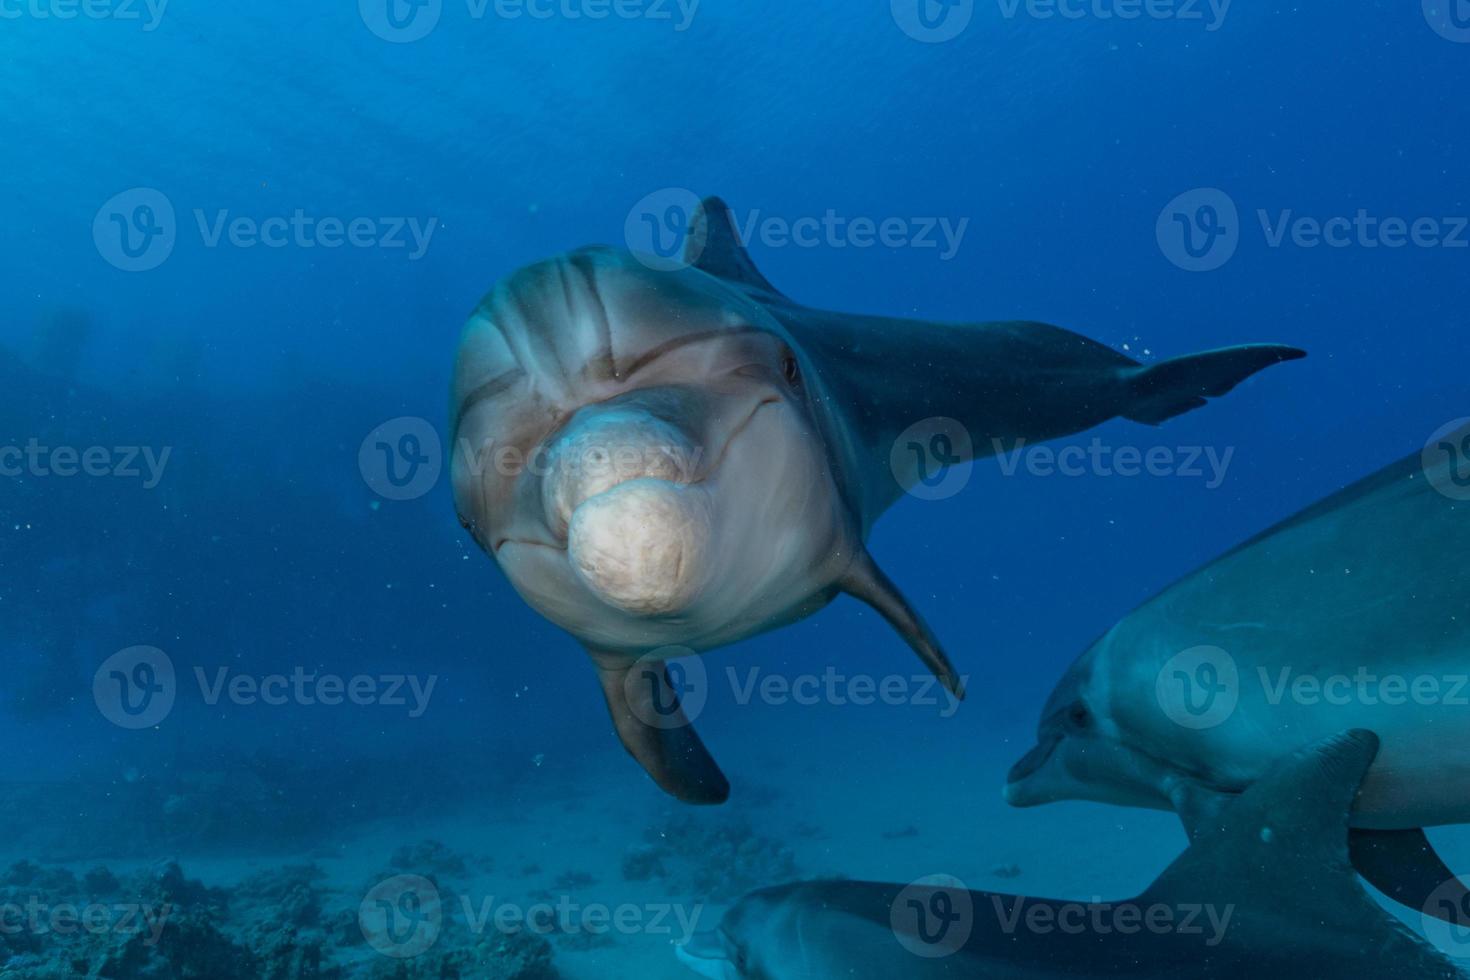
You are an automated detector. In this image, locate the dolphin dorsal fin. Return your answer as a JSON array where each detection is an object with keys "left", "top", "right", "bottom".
[
  {"left": 1141, "top": 730, "right": 1467, "bottom": 974},
  {"left": 1144, "top": 729, "right": 1377, "bottom": 907},
  {"left": 684, "top": 197, "right": 785, "bottom": 297}
]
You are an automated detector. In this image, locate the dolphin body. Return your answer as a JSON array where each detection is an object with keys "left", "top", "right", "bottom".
[
  {"left": 1007, "top": 426, "right": 1470, "bottom": 920},
  {"left": 450, "top": 196, "right": 1304, "bottom": 804},
  {"left": 678, "top": 731, "right": 1463, "bottom": 979}
]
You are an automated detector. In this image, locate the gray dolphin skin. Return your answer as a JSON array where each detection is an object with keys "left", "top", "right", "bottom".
[
  {"left": 678, "top": 731, "right": 1463, "bottom": 979},
  {"left": 1006, "top": 427, "right": 1470, "bottom": 920},
  {"left": 450, "top": 196, "right": 1304, "bottom": 804}
]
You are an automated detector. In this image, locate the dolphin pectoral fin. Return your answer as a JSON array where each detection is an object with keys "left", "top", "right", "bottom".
[
  {"left": 594, "top": 657, "right": 731, "bottom": 806},
  {"left": 1350, "top": 828, "right": 1470, "bottom": 923},
  {"left": 1168, "top": 781, "right": 1236, "bottom": 842},
  {"left": 840, "top": 552, "right": 966, "bottom": 700},
  {"left": 1122, "top": 344, "right": 1306, "bottom": 425}
]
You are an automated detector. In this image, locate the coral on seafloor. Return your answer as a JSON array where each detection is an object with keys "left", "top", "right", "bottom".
[
  {"left": 0, "top": 857, "right": 561, "bottom": 980},
  {"left": 629, "top": 814, "right": 800, "bottom": 900}
]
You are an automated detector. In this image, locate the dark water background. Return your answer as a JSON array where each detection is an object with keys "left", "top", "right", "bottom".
[{"left": 1, "top": 0, "right": 1466, "bottom": 865}]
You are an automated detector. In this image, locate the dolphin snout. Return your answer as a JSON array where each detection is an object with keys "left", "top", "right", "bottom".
[
  {"left": 568, "top": 477, "right": 714, "bottom": 617},
  {"left": 542, "top": 407, "right": 701, "bottom": 536},
  {"left": 675, "top": 931, "right": 736, "bottom": 979},
  {"left": 1004, "top": 735, "right": 1061, "bottom": 807}
]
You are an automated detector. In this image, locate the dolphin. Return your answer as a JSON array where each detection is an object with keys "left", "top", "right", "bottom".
[
  {"left": 1006, "top": 424, "right": 1470, "bottom": 921},
  {"left": 450, "top": 196, "right": 1305, "bottom": 803},
  {"left": 678, "top": 731, "right": 1463, "bottom": 979}
]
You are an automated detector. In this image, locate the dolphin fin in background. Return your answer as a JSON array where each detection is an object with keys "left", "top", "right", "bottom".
[
  {"left": 1143, "top": 730, "right": 1462, "bottom": 976},
  {"left": 680, "top": 196, "right": 1306, "bottom": 528},
  {"left": 840, "top": 549, "right": 965, "bottom": 699},
  {"left": 594, "top": 656, "right": 730, "bottom": 805},
  {"left": 678, "top": 730, "right": 1464, "bottom": 979},
  {"left": 1121, "top": 344, "right": 1307, "bottom": 425},
  {"left": 1351, "top": 828, "right": 1470, "bottom": 926},
  {"left": 684, "top": 196, "right": 785, "bottom": 297}
]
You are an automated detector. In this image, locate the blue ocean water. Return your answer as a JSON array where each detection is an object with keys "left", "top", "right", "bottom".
[{"left": 1, "top": 2, "right": 1468, "bottom": 977}]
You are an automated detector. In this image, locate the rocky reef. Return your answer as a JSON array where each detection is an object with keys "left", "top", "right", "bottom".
[{"left": 0, "top": 856, "right": 559, "bottom": 980}]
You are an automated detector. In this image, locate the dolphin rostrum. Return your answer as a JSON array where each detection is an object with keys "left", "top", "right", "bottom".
[
  {"left": 1007, "top": 423, "right": 1470, "bottom": 922},
  {"left": 679, "top": 731, "right": 1463, "bottom": 979},
  {"left": 450, "top": 196, "right": 1305, "bottom": 803}
]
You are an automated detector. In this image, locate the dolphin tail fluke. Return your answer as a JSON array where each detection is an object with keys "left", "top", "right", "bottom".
[
  {"left": 594, "top": 656, "right": 731, "bottom": 805},
  {"left": 840, "top": 550, "right": 966, "bottom": 701},
  {"left": 1121, "top": 344, "right": 1307, "bottom": 425},
  {"left": 1351, "top": 828, "right": 1470, "bottom": 925}
]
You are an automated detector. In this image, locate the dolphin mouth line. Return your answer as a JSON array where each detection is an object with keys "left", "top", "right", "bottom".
[
  {"left": 1007, "top": 733, "right": 1061, "bottom": 785},
  {"left": 703, "top": 395, "right": 780, "bottom": 477}
]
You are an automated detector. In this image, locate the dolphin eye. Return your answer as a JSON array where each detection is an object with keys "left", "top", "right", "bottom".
[
  {"left": 781, "top": 353, "right": 800, "bottom": 386},
  {"left": 1065, "top": 701, "right": 1091, "bottom": 731}
]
